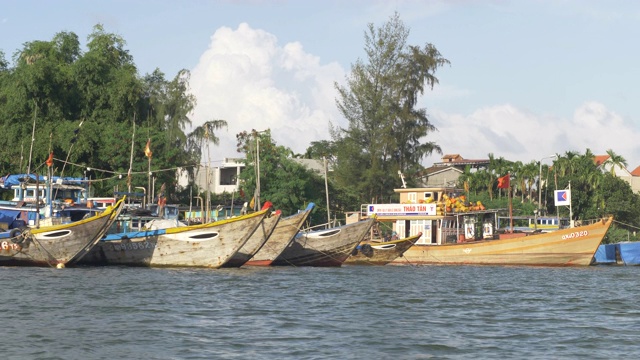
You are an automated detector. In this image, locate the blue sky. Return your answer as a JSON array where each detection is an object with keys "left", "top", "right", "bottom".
[{"left": 2, "top": 0, "right": 640, "bottom": 170}]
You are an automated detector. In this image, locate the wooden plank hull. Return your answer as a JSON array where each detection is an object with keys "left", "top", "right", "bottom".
[
  {"left": 345, "top": 233, "right": 421, "bottom": 265},
  {"left": 80, "top": 209, "right": 268, "bottom": 268},
  {"left": 222, "top": 213, "right": 280, "bottom": 268},
  {"left": 392, "top": 217, "right": 613, "bottom": 266},
  {"left": 0, "top": 199, "right": 124, "bottom": 267},
  {"left": 245, "top": 204, "right": 314, "bottom": 266},
  {"left": 272, "top": 217, "right": 375, "bottom": 267}
]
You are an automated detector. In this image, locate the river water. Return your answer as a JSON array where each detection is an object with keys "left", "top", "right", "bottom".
[{"left": 1, "top": 264, "right": 639, "bottom": 359}]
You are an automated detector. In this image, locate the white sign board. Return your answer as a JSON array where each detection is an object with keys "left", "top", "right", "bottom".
[
  {"left": 366, "top": 203, "right": 437, "bottom": 216},
  {"left": 554, "top": 189, "right": 571, "bottom": 206}
]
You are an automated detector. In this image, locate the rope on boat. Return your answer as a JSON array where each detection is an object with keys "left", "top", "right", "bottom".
[
  {"left": 612, "top": 219, "right": 640, "bottom": 231},
  {"left": 14, "top": 229, "right": 59, "bottom": 268}
]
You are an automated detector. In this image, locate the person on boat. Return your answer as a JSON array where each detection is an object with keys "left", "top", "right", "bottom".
[
  {"left": 157, "top": 183, "right": 167, "bottom": 218},
  {"left": 390, "top": 231, "right": 399, "bottom": 241}
]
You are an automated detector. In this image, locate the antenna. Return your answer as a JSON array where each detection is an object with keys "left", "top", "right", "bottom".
[{"left": 398, "top": 170, "right": 407, "bottom": 188}]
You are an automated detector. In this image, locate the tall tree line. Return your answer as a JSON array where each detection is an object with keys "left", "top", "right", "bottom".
[
  {"left": 0, "top": 25, "right": 220, "bottom": 202},
  {"left": 330, "top": 12, "right": 449, "bottom": 204}
]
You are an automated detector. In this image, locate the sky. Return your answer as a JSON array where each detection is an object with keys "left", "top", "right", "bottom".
[{"left": 2, "top": 0, "right": 640, "bottom": 172}]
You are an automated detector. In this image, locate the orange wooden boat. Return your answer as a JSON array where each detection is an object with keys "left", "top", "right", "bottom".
[{"left": 347, "top": 186, "right": 612, "bottom": 267}]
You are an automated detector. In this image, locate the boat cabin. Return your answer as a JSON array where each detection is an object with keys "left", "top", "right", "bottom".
[{"left": 348, "top": 186, "right": 502, "bottom": 245}]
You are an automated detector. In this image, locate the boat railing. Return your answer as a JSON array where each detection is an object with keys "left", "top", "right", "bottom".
[{"left": 301, "top": 219, "right": 342, "bottom": 232}]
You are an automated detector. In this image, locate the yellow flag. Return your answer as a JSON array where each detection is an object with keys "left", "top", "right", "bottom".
[{"left": 144, "top": 139, "right": 152, "bottom": 159}]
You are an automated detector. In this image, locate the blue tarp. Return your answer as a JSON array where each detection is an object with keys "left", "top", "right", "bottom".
[
  {"left": 0, "top": 209, "right": 20, "bottom": 224},
  {"left": 593, "top": 244, "right": 617, "bottom": 264},
  {"left": 619, "top": 242, "right": 640, "bottom": 265},
  {"left": 0, "top": 174, "right": 85, "bottom": 188}
]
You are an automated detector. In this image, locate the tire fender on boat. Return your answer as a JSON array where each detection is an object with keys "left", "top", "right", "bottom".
[
  {"left": 9, "top": 228, "right": 24, "bottom": 243},
  {"left": 361, "top": 244, "right": 373, "bottom": 257}
]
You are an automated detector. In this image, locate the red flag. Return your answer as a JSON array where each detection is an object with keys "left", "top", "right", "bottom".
[
  {"left": 497, "top": 174, "right": 510, "bottom": 189},
  {"left": 261, "top": 201, "right": 273, "bottom": 210},
  {"left": 144, "top": 139, "right": 152, "bottom": 159},
  {"left": 45, "top": 152, "right": 54, "bottom": 167}
]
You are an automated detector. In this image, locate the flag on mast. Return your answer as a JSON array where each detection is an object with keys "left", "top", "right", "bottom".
[
  {"left": 554, "top": 189, "right": 571, "bottom": 206},
  {"left": 45, "top": 152, "right": 54, "bottom": 167},
  {"left": 497, "top": 174, "right": 510, "bottom": 189},
  {"left": 144, "top": 139, "right": 152, "bottom": 159}
]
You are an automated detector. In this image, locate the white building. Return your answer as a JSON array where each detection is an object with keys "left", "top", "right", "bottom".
[
  {"left": 179, "top": 158, "right": 245, "bottom": 195},
  {"left": 179, "top": 157, "right": 328, "bottom": 195}
]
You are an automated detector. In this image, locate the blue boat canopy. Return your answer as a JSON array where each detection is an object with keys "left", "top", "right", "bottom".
[{"left": 0, "top": 174, "right": 85, "bottom": 189}]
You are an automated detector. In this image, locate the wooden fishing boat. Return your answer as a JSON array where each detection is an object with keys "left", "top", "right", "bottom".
[
  {"left": 79, "top": 208, "right": 270, "bottom": 268},
  {"left": 272, "top": 217, "right": 376, "bottom": 267},
  {"left": 221, "top": 211, "right": 281, "bottom": 268},
  {"left": 345, "top": 232, "right": 422, "bottom": 265},
  {"left": 350, "top": 186, "right": 612, "bottom": 267},
  {"left": 396, "top": 218, "right": 611, "bottom": 266},
  {"left": 0, "top": 198, "right": 125, "bottom": 267},
  {"left": 245, "top": 203, "right": 315, "bottom": 266}
]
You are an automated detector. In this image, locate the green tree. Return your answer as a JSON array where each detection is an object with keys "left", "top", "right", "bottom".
[
  {"left": 332, "top": 12, "right": 448, "bottom": 204},
  {"left": 603, "top": 148, "right": 627, "bottom": 175}
]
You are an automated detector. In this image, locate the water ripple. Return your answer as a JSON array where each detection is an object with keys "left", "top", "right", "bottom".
[{"left": 1, "top": 265, "right": 640, "bottom": 359}]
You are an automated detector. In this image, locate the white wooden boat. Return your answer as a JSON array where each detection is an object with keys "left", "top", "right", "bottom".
[
  {"left": 272, "top": 217, "right": 376, "bottom": 267},
  {"left": 79, "top": 209, "right": 270, "bottom": 268},
  {"left": 0, "top": 198, "right": 125, "bottom": 267}
]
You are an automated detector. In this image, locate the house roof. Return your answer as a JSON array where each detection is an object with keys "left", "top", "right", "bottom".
[
  {"left": 631, "top": 166, "right": 640, "bottom": 177},
  {"left": 594, "top": 155, "right": 610, "bottom": 166},
  {"left": 424, "top": 166, "right": 464, "bottom": 176}
]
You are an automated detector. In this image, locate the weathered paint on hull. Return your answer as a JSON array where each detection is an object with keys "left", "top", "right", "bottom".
[
  {"left": 0, "top": 199, "right": 124, "bottom": 267},
  {"left": 222, "top": 213, "right": 280, "bottom": 268},
  {"left": 245, "top": 205, "right": 314, "bottom": 266},
  {"left": 272, "top": 217, "right": 375, "bottom": 267},
  {"left": 392, "top": 217, "right": 613, "bottom": 266},
  {"left": 345, "top": 233, "right": 421, "bottom": 266},
  {"left": 80, "top": 209, "right": 268, "bottom": 268}
]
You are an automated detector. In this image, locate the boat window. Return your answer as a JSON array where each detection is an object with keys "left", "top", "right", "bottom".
[
  {"left": 190, "top": 232, "right": 220, "bottom": 240},
  {"left": 408, "top": 192, "right": 417, "bottom": 203},
  {"left": 317, "top": 229, "right": 340, "bottom": 237}
]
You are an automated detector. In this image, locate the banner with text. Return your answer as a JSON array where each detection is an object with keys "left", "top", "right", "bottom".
[{"left": 367, "top": 203, "right": 437, "bottom": 216}]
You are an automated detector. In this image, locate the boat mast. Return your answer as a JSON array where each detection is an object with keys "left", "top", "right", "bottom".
[
  {"left": 26, "top": 101, "right": 37, "bottom": 180},
  {"left": 127, "top": 114, "right": 136, "bottom": 196},
  {"left": 255, "top": 135, "right": 261, "bottom": 211},
  {"left": 324, "top": 156, "right": 330, "bottom": 227},
  {"left": 204, "top": 126, "right": 211, "bottom": 223}
]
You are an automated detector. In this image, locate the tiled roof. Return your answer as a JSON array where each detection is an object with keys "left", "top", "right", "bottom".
[{"left": 593, "top": 155, "right": 610, "bottom": 166}]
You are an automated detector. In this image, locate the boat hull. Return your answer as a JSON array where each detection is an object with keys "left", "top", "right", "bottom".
[
  {"left": 272, "top": 218, "right": 375, "bottom": 267},
  {"left": 392, "top": 217, "right": 612, "bottom": 266},
  {"left": 222, "top": 213, "right": 280, "bottom": 268},
  {"left": 80, "top": 210, "right": 268, "bottom": 268},
  {"left": 345, "top": 233, "right": 421, "bottom": 265},
  {"left": 0, "top": 199, "right": 124, "bottom": 267},
  {"left": 245, "top": 204, "right": 314, "bottom": 266}
]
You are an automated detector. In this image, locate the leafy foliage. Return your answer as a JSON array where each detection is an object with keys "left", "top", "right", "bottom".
[
  {"left": 331, "top": 12, "right": 448, "bottom": 204},
  {"left": 0, "top": 25, "right": 218, "bottom": 205}
]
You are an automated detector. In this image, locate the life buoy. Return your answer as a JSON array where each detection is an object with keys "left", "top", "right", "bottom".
[{"left": 10, "top": 228, "right": 24, "bottom": 244}]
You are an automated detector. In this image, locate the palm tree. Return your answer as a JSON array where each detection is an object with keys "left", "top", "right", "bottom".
[
  {"left": 186, "top": 119, "right": 228, "bottom": 221},
  {"left": 603, "top": 149, "right": 628, "bottom": 175},
  {"left": 521, "top": 161, "right": 538, "bottom": 203}
]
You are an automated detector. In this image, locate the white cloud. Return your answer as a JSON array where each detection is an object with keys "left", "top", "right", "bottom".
[
  {"left": 189, "top": 24, "right": 640, "bottom": 172},
  {"left": 423, "top": 102, "right": 640, "bottom": 169},
  {"left": 189, "top": 23, "right": 345, "bottom": 163}
]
